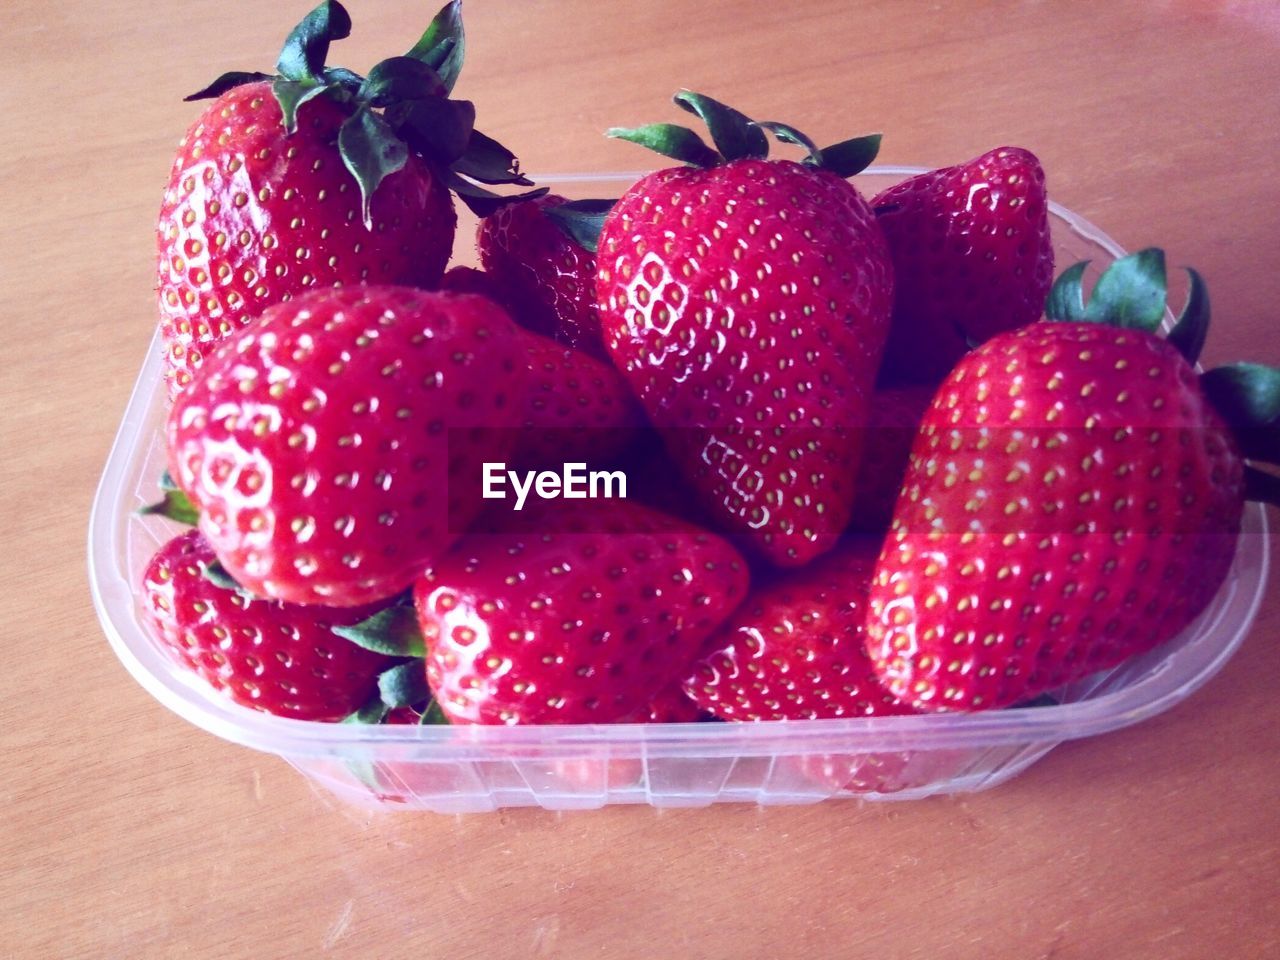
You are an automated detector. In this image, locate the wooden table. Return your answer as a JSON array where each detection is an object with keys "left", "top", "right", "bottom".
[{"left": 5, "top": 1, "right": 1279, "bottom": 956}]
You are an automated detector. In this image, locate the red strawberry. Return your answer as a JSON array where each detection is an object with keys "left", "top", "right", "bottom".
[
  {"left": 850, "top": 382, "right": 937, "bottom": 532},
  {"left": 632, "top": 685, "right": 704, "bottom": 723},
  {"left": 791, "top": 747, "right": 965, "bottom": 796},
  {"left": 873, "top": 147, "right": 1054, "bottom": 383},
  {"left": 419, "top": 273, "right": 643, "bottom": 469},
  {"left": 415, "top": 499, "right": 749, "bottom": 724},
  {"left": 548, "top": 687, "right": 704, "bottom": 792},
  {"left": 156, "top": 1, "right": 539, "bottom": 399},
  {"left": 511, "top": 332, "right": 644, "bottom": 468},
  {"left": 865, "top": 251, "right": 1277, "bottom": 711},
  {"left": 680, "top": 537, "right": 968, "bottom": 793},
  {"left": 478, "top": 195, "right": 605, "bottom": 357},
  {"left": 158, "top": 81, "right": 455, "bottom": 398},
  {"left": 685, "top": 538, "right": 915, "bottom": 720},
  {"left": 597, "top": 93, "right": 893, "bottom": 567},
  {"left": 141, "top": 529, "right": 393, "bottom": 720},
  {"left": 622, "top": 437, "right": 719, "bottom": 529},
  {"left": 384, "top": 707, "right": 423, "bottom": 724},
  {"left": 167, "top": 285, "right": 526, "bottom": 607},
  {"left": 439, "top": 266, "right": 514, "bottom": 310}
]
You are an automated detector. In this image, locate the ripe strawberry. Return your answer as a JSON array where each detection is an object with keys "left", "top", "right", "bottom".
[
  {"left": 873, "top": 147, "right": 1054, "bottom": 384},
  {"left": 680, "top": 537, "right": 969, "bottom": 793},
  {"left": 631, "top": 685, "right": 704, "bottom": 723},
  {"left": 685, "top": 538, "right": 915, "bottom": 720},
  {"left": 850, "top": 381, "right": 937, "bottom": 532},
  {"left": 158, "top": 80, "right": 454, "bottom": 398},
  {"left": 511, "top": 331, "right": 644, "bottom": 469},
  {"left": 622, "top": 438, "right": 719, "bottom": 529},
  {"left": 866, "top": 250, "right": 1280, "bottom": 711},
  {"left": 156, "top": 1, "right": 540, "bottom": 398},
  {"left": 141, "top": 529, "right": 393, "bottom": 720},
  {"left": 415, "top": 499, "right": 749, "bottom": 724},
  {"left": 478, "top": 194, "right": 607, "bottom": 357},
  {"left": 597, "top": 92, "right": 893, "bottom": 567},
  {"left": 167, "top": 285, "right": 526, "bottom": 607},
  {"left": 791, "top": 747, "right": 966, "bottom": 796},
  {"left": 548, "top": 687, "right": 704, "bottom": 792},
  {"left": 439, "top": 266, "right": 514, "bottom": 310}
]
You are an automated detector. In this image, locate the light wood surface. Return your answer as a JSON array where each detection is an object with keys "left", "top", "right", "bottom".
[{"left": 4, "top": 1, "right": 1279, "bottom": 957}]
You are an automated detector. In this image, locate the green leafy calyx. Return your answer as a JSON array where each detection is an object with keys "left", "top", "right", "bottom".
[
  {"left": 607, "top": 89, "right": 880, "bottom": 177},
  {"left": 1046, "top": 248, "right": 1167, "bottom": 333},
  {"left": 139, "top": 471, "right": 199, "bottom": 525},
  {"left": 183, "top": 0, "right": 539, "bottom": 225},
  {"left": 377, "top": 661, "right": 432, "bottom": 710},
  {"left": 1046, "top": 249, "right": 1280, "bottom": 498},
  {"left": 543, "top": 199, "right": 616, "bottom": 253},
  {"left": 332, "top": 605, "right": 426, "bottom": 658}
]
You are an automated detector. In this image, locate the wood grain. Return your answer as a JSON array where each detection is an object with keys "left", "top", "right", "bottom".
[{"left": 3, "top": 1, "right": 1279, "bottom": 957}]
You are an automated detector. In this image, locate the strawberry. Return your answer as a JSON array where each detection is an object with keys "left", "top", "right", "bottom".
[
  {"left": 441, "top": 273, "right": 645, "bottom": 468},
  {"left": 685, "top": 538, "right": 916, "bottom": 720},
  {"left": 478, "top": 194, "right": 609, "bottom": 357},
  {"left": 873, "top": 147, "right": 1054, "bottom": 384},
  {"left": 414, "top": 498, "right": 749, "bottom": 724},
  {"left": 791, "top": 747, "right": 965, "bottom": 796},
  {"left": 141, "top": 529, "right": 393, "bottom": 720},
  {"left": 850, "top": 381, "right": 937, "bottom": 532},
  {"left": 167, "top": 285, "right": 527, "bottom": 607},
  {"left": 622, "top": 436, "right": 721, "bottom": 530},
  {"left": 439, "top": 266, "right": 514, "bottom": 310},
  {"left": 156, "top": 1, "right": 541, "bottom": 398},
  {"left": 547, "top": 687, "right": 705, "bottom": 792},
  {"left": 679, "top": 536, "right": 966, "bottom": 793},
  {"left": 631, "top": 685, "right": 704, "bottom": 723},
  {"left": 866, "top": 250, "right": 1280, "bottom": 711},
  {"left": 511, "top": 331, "right": 644, "bottom": 469},
  {"left": 596, "top": 92, "right": 893, "bottom": 567}
]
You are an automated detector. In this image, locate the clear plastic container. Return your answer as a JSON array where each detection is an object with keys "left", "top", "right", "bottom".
[{"left": 89, "top": 169, "right": 1271, "bottom": 812}]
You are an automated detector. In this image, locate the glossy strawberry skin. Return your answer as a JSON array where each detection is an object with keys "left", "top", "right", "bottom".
[
  {"left": 439, "top": 266, "right": 515, "bottom": 309},
  {"left": 686, "top": 538, "right": 916, "bottom": 721},
  {"left": 167, "top": 286, "right": 526, "bottom": 607},
  {"left": 415, "top": 500, "right": 749, "bottom": 725},
  {"left": 439, "top": 268, "right": 642, "bottom": 469},
  {"left": 791, "top": 746, "right": 966, "bottom": 796},
  {"left": 597, "top": 158, "right": 894, "bottom": 568},
  {"left": 478, "top": 194, "right": 604, "bottom": 357},
  {"left": 548, "top": 687, "right": 704, "bottom": 791},
  {"left": 874, "top": 147, "right": 1053, "bottom": 383},
  {"left": 850, "top": 382, "right": 938, "bottom": 533},
  {"left": 866, "top": 323, "right": 1245, "bottom": 711},
  {"left": 156, "top": 81, "right": 456, "bottom": 399},
  {"left": 141, "top": 530, "right": 393, "bottom": 720},
  {"left": 512, "top": 332, "right": 645, "bottom": 468}
]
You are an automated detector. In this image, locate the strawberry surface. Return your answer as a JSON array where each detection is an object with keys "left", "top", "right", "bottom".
[
  {"left": 548, "top": 686, "right": 705, "bottom": 791},
  {"left": 512, "top": 331, "right": 645, "bottom": 468},
  {"left": 686, "top": 538, "right": 916, "bottom": 720},
  {"left": 141, "top": 529, "right": 394, "bottom": 720},
  {"left": 168, "top": 286, "right": 525, "bottom": 607},
  {"left": 478, "top": 194, "right": 605, "bottom": 357},
  {"left": 867, "top": 321, "right": 1245, "bottom": 711},
  {"left": 850, "top": 381, "right": 938, "bottom": 532},
  {"left": 156, "top": 81, "right": 455, "bottom": 398},
  {"left": 597, "top": 158, "right": 893, "bottom": 567},
  {"left": 874, "top": 146, "right": 1053, "bottom": 383},
  {"left": 439, "top": 266, "right": 515, "bottom": 310},
  {"left": 416, "top": 499, "right": 749, "bottom": 724}
]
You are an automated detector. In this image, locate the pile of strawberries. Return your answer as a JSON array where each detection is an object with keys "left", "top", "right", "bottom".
[{"left": 139, "top": 1, "right": 1280, "bottom": 768}]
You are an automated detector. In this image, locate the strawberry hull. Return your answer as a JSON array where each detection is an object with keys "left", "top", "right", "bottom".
[{"left": 92, "top": 171, "right": 1270, "bottom": 812}]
